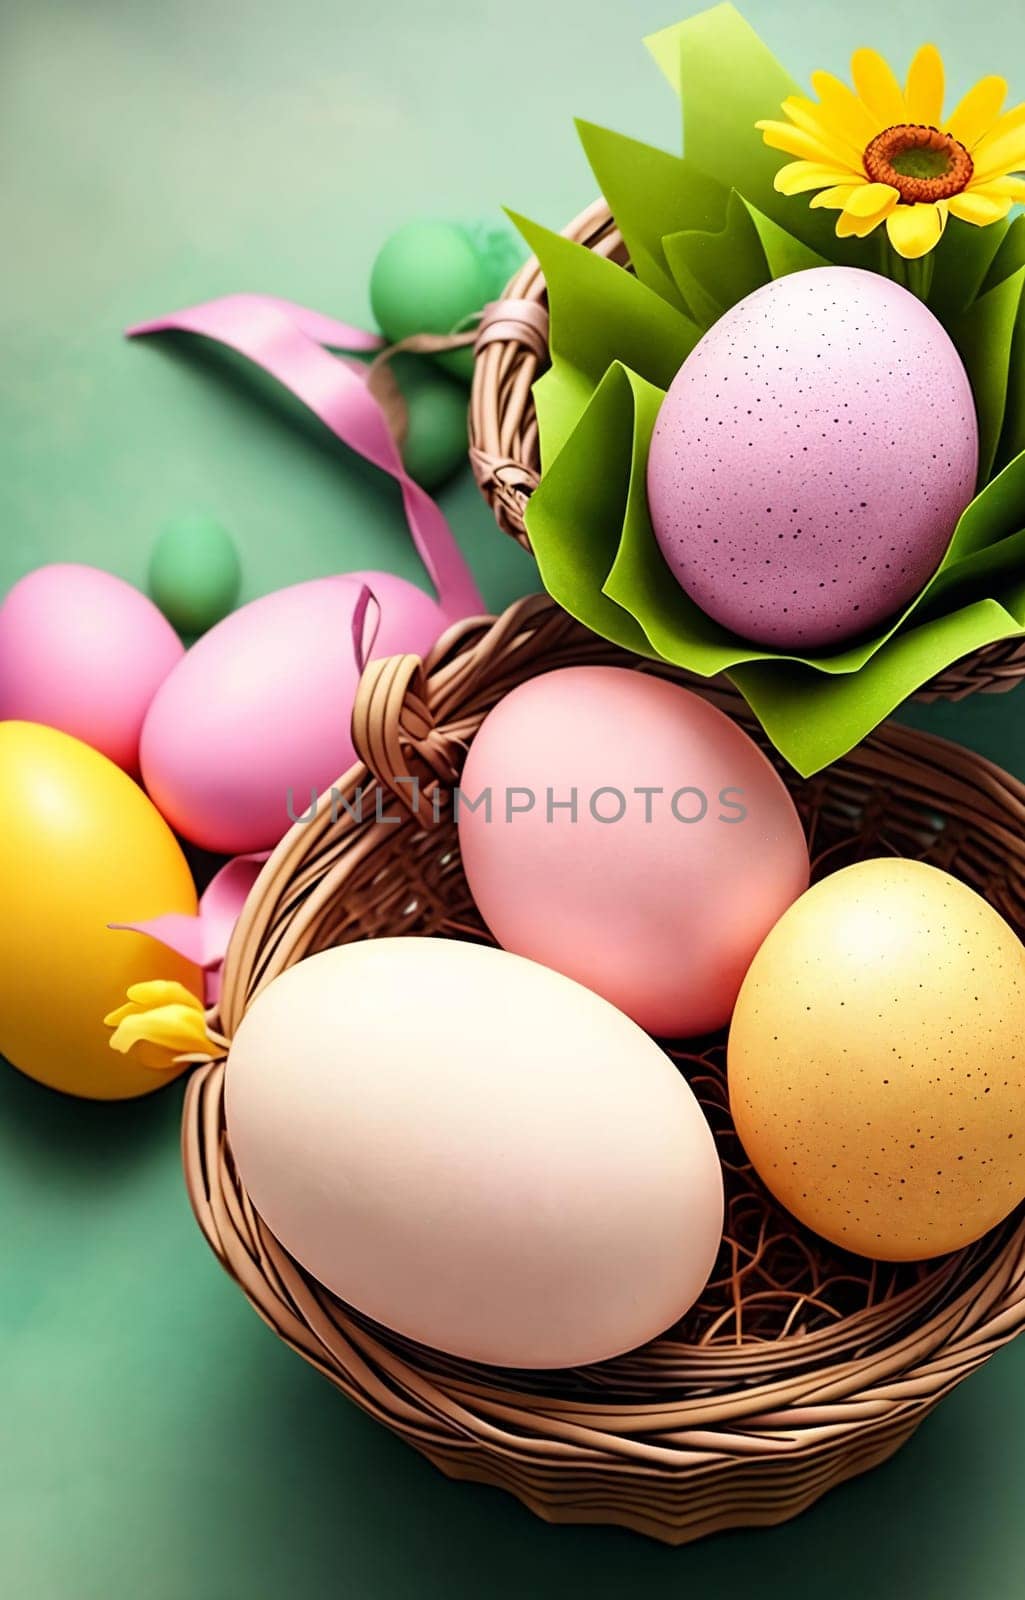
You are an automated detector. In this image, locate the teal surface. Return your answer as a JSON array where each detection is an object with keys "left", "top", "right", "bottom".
[{"left": 3, "top": 2, "right": 1025, "bottom": 1595}]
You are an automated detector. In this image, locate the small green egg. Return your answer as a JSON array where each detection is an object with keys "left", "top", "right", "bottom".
[
  {"left": 395, "top": 358, "right": 469, "bottom": 490},
  {"left": 370, "top": 220, "right": 488, "bottom": 383},
  {"left": 148, "top": 515, "right": 241, "bottom": 636},
  {"left": 460, "top": 217, "right": 528, "bottom": 300}
]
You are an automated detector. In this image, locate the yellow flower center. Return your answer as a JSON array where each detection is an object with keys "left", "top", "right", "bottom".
[{"left": 863, "top": 124, "right": 974, "bottom": 204}]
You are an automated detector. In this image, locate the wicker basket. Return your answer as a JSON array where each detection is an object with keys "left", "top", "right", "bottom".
[
  {"left": 469, "top": 198, "right": 1025, "bottom": 702},
  {"left": 183, "top": 593, "right": 1025, "bottom": 1545}
]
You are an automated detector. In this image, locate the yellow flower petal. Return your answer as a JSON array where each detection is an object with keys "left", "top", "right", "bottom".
[
  {"left": 103, "top": 982, "right": 203, "bottom": 1028},
  {"left": 104, "top": 975, "right": 220, "bottom": 1071},
  {"left": 972, "top": 104, "right": 1025, "bottom": 184},
  {"left": 103, "top": 1000, "right": 140, "bottom": 1028},
  {"left": 810, "top": 70, "right": 879, "bottom": 148},
  {"left": 844, "top": 181, "right": 900, "bottom": 217},
  {"left": 126, "top": 979, "right": 204, "bottom": 1012},
  {"left": 836, "top": 203, "right": 894, "bottom": 240},
  {"left": 757, "top": 119, "right": 856, "bottom": 168},
  {"left": 778, "top": 96, "right": 864, "bottom": 167},
  {"left": 835, "top": 214, "right": 874, "bottom": 241},
  {"left": 774, "top": 161, "right": 865, "bottom": 196},
  {"left": 947, "top": 76, "right": 1008, "bottom": 150},
  {"left": 904, "top": 44, "right": 944, "bottom": 127},
  {"left": 980, "top": 175, "right": 1025, "bottom": 200},
  {"left": 809, "top": 184, "right": 863, "bottom": 212},
  {"left": 851, "top": 47, "right": 908, "bottom": 127},
  {"left": 948, "top": 190, "right": 1014, "bottom": 225},
  {"left": 108, "top": 1002, "right": 215, "bottom": 1060},
  {"left": 886, "top": 202, "right": 948, "bottom": 259}
]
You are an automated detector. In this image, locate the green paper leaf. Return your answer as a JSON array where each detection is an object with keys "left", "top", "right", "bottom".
[
  {"left": 575, "top": 121, "right": 727, "bottom": 310},
  {"left": 982, "top": 215, "right": 1025, "bottom": 294},
  {"left": 949, "top": 266, "right": 1025, "bottom": 484},
  {"left": 646, "top": 4, "right": 862, "bottom": 262},
  {"left": 729, "top": 596, "right": 1025, "bottom": 777},
  {"left": 924, "top": 524, "right": 1025, "bottom": 616},
  {"left": 663, "top": 191, "right": 769, "bottom": 329},
  {"left": 602, "top": 369, "right": 747, "bottom": 670},
  {"left": 929, "top": 216, "right": 1013, "bottom": 322},
  {"left": 658, "top": 5, "right": 796, "bottom": 217},
  {"left": 529, "top": 364, "right": 597, "bottom": 475},
  {"left": 741, "top": 198, "right": 831, "bottom": 279},
  {"left": 643, "top": 13, "right": 698, "bottom": 89},
  {"left": 936, "top": 446, "right": 1025, "bottom": 568},
  {"left": 996, "top": 278, "right": 1025, "bottom": 471},
  {"left": 508, "top": 210, "right": 701, "bottom": 464},
  {"left": 524, "top": 363, "right": 660, "bottom": 656},
  {"left": 661, "top": 192, "right": 831, "bottom": 334}
]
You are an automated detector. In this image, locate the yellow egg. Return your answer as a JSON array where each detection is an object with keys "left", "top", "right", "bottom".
[
  {"left": 0, "top": 721, "right": 201, "bottom": 1099},
  {"left": 728, "top": 858, "right": 1025, "bottom": 1261}
]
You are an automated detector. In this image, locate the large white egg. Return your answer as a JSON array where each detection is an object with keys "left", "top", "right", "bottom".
[{"left": 226, "top": 938, "right": 724, "bottom": 1368}]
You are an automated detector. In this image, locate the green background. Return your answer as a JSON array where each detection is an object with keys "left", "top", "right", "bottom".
[{"left": 4, "top": 1, "right": 1025, "bottom": 1595}]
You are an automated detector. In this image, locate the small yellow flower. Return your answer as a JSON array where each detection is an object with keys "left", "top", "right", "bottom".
[
  {"left": 104, "top": 980, "right": 226, "bottom": 1070},
  {"left": 757, "top": 45, "right": 1025, "bottom": 258}
]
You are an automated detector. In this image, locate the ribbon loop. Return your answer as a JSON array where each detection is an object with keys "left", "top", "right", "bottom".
[{"left": 127, "top": 295, "right": 485, "bottom": 623}]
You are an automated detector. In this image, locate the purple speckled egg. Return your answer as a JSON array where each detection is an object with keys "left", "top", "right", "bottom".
[{"left": 646, "top": 267, "right": 978, "bottom": 650}]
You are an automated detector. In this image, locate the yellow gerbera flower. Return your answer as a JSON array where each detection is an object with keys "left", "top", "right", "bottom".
[{"left": 757, "top": 45, "right": 1025, "bottom": 259}]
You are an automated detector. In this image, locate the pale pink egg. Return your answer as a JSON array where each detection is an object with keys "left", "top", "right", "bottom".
[
  {"left": 140, "top": 573, "right": 448, "bottom": 854},
  {"left": 0, "top": 564, "right": 183, "bottom": 774},
  {"left": 647, "top": 267, "right": 978, "bottom": 649},
  {"left": 458, "top": 667, "right": 809, "bottom": 1037},
  {"left": 226, "top": 938, "right": 725, "bottom": 1368}
]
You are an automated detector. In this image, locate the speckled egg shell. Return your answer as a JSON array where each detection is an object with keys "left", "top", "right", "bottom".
[
  {"left": 647, "top": 267, "right": 978, "bottom": 650},
  {"left": 728, "top": 859, "right": 1025, "bottom": 1261}
]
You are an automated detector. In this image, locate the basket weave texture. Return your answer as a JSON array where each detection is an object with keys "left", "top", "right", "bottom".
[
  {"left": 468, "top": 198, "right": 1025, "bottom": 702},
  {"left": 183, "top": 594, "right": 1025, "bottom": 1545}
]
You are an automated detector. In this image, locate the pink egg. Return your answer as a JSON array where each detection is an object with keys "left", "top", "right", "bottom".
[
  {"left": 140, "top": 573, "right": 450, "bottom": 854},
  {"left": 0, "top": 564, "right": 184, "bottom": 773},
  {"left": 226, "top": 938, "right": 725, "bottom": 1367},
  {"left": 458, "top": 667, "right": 810, "bottom": 1037},
  {"left": 647, "top": 267, "right": 978, "bottom": 649}
]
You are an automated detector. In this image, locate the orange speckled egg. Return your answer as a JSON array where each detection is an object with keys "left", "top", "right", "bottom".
[{"left": 728, "top": 858, "right": 1025, "bottom": 1261}]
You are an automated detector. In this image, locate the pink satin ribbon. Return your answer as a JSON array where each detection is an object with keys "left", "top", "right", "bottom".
[
  {"left": 126, "top": 293, "right": 485, "bottom": 622},
  {"left": 350, "top": 581, "right": 382, "bottom": 673},
  {"left": 118, "top": 296, "right": 485, "bottom": 996},
  {"left": 111, "top": 851, "right": 270, "bottom": 1006}
]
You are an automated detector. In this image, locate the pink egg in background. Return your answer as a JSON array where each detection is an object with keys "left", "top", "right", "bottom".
[
  {"left": 647, "top": 266, "right": 979, "bottom": 650},
  {"left": 458, "top": 666, "right": 810, "bottom": 1038},
  {"left": 0, "top": 563, "right": 184, "bottom": 774},
  {"left": 140, "top": 572, "right": 452, "bottom": 855}
]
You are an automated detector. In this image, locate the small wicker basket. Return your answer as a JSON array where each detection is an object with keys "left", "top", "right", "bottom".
[
  {"left": 183, "top": 594, "right": 1025, "bottom": 1545},
  {"left": 468, "top": 198, "right": 1025, "bottom": 702}
]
